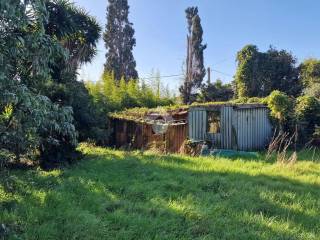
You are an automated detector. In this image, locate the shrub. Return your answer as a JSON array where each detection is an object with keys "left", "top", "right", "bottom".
[
  {"left": 38, "top": 104, "right": 79, "bottom": 169},
  {"left": 295, "top": 95, "right": 320, "bottom": 144},
  {"left": 86, "top": 72, "right": 176, "bottom": 114},
  {"left": 267, "top": 90, "right": 293, "bottom": 132}
]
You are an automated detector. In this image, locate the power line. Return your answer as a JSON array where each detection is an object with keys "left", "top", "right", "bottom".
[
  {"left": 138, "top": 68, "right": 232, "bottom": 80},
  {"left": 211, "top": 68, "right": 233, "bottom": 77},
  {"left": 139, "top": 74, "right": 184, "bottom": 80}
]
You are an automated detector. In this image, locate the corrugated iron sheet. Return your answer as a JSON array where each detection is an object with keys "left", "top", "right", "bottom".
[
  {"left": 188, "top": 106, "right": 272, "bottom": 151},
  {"left": 188, "top": 107, "right": 207, "bottom": 141},
  {"left": 233, "top": 107, "right": 272, "bottom": 150}
]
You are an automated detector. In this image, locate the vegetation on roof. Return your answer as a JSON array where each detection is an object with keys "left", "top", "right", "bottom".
[
  {"left": 110, "top": 97, "right": 268, "bottom": 121},
  {"left": 190, "top": 98, "right": 267, "bottom": 107},
  {"left": 109, "top": 105, "right": 189, "bottom": 121}
]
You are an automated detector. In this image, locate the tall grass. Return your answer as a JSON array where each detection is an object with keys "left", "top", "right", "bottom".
[{"left": 1, "top": 144, "right": 319, "bottom": 239}]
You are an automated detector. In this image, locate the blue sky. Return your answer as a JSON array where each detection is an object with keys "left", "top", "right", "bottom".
[{"left": 75, "top": 0, "right": 320, "bottom": 91}]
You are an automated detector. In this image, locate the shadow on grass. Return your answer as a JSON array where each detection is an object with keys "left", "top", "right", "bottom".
[{"left": 1, "top": 149, "right": 319, "bottom": 239}]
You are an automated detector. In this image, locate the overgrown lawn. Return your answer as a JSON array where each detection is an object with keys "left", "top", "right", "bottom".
[{"left": 1, "top": 145, "right": 320, "bottom": 239}]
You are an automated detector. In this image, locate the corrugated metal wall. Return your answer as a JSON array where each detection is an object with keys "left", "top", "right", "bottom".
[
  {"left": 188, "top": 107, "right": 207, "bottom": 141},
  {"left": 188, "top": 106, "right": 272, "bottom": 151},
  {"left": 233, "top": 107, "right": 272, "bottom": 151},
  {"left": 221, "top": 106, "right": 233, "bottom": 149}
]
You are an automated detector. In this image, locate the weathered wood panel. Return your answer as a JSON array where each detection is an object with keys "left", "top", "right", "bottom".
[{"left": 113, "top": 119, "right": 188, "bottom": 153}]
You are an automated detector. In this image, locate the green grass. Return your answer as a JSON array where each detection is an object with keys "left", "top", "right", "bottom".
[{"left": 1, "top": 145, "right": 320, "bottom": 240}]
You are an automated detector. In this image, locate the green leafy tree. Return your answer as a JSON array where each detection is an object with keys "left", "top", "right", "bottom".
[
  {"left": 45, "top": 0, "right": 101, "bottom": 73},
  {"left": 234, "top": 45, "right": 259, "bottom": 98},
  {"left": 180, "top": 7, "right": 207, "bottom": 104},
  {"left": 234, "top": 45, "right": 300, "bottom": 98},
  {"left": 299, "top": 58, "right": 320, "bottom": 88},
  {"left": 299, "top": 58, "right": 320, "bottom": 100},
  {"left": 303, "top": 83, "right": 320, "bottom": 99},
  {"left": 295, "top": 96, "right": 320, "bottom": 144},
  {"left": 43, "top": 0, "right": 106, "bottom": 143},
  {"left": 148, "top": 69, "right": 173, "bottom": 101},
  {"left": 267, "top": 90, "right": 292, "bottom": 133},
  {"left": 199, "top": 79, "right": 234, "bottom": 102},
  {"left": 0, "top": 0, "right": 78, "bottom": 165},
  {"left": 86, "top": 72, "right": 175, "bottom": 112},
  {"left": 103, "top": 0, "right": 138, "bottom": 81}
]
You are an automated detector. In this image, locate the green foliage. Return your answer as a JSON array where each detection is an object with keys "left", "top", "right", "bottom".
[
  {"left": 38, "top": 104, "right": 78, "bottom": 168},
  {"left": 303, "top": 83, "right": 320, "bottom": 99},
  {"left": 231, "top": 96, "right": 267, "bottom": 104},
  {"left": 234, "top": 45, "right": 300, "bottom": 98},
  {"left": 234, "top": 45, "right": 259, "bottom": 98},
  {"left": 86, "top": 72, "right": 175, "bottom": 114},
  {"left": 300, "top": 59, "right": 320, "bottom": 101},
  {"left": 267, "top": 91, "right": 292, "bottom": 131},
  {"left": 299, "top": 58, "right": 320, "bottom": 88},
  {"left": 110, "top": 105, "right": 187, "bottom": 122},
  {"left": 42, "top": 0, "right": 106, "bottom": 144},
  {"left": 0, "top": 86, "right": 46, "bottom": 160},
  {"left": 295, "top": 96, "right": 320, "bottom": 143},
  {"left": 0, "top": 0, "right": 90, "bottom": 166},
  {"left": 103, "top": 0, "right": 138, "bottom": 81},
  {"left": 199, "top": 79, "right": 234, "bottom": 102},
  {"left": 45, "top": 0, "right": 101, "bottom": 71},
  {"left": 1, "top": 145, "right": 320, "bottom": 239}
]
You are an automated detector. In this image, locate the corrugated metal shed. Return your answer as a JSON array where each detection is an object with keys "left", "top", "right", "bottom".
[{"left": 188, "top": 104, "right": 272, "bottom": 151}]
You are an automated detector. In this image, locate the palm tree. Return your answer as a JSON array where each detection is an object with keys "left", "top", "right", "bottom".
[{"left": 45, "top": 0, "right": 101, "bottom": 73}]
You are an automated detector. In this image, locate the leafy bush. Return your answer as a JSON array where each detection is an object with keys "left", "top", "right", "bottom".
[
  {"left": 0, "top": 0, "right": 79, "bottom": 167},
  {"left": 295, "top": 96, "right": 320, "bottom": 144},
  {"left": 303, "top": 83, "right": 320, "bottom": 99},
  {"left": 267, "top": 90, "right": 293, "bottom": 132},
  {"left": 38, "top": 104, "right": 79, "bottom": 168},
  {"left": 198, "top": 80, "right": 234, "bottom": 102}
]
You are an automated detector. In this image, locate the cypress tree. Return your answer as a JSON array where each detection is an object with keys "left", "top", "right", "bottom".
[
  {"left": 104, "top": 0, "right": 138, "bottom": 81},
  {"left": 180, "top": 7, "right": 207, "bottom": 104}
]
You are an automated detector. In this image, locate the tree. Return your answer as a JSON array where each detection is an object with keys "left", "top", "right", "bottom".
[
  {"left": 148, "top": 69, "right": 173, "bottom": 100},
  {"left": 199, "top": 79, "right": 234, "bottom": 102},
  {"left": 180, "top": 7, "right": 207, "bottom": 104},
  {"left": 267, "top": 90, "right": 292, "bottom": 133},
  {"left": 303, "top": 83, "right": 320, "bottom": 99},
  {"left": 234, "top": 45, "right": 300, "bottom": 98},
  {"left": 44, "top": 0, "right": 107, "bottom": 143},
  {"left": 45, "top": 0, "right": 101, "bottom": 74},
  {"left": 299, "top": 59, "right": 320, "bottom": 100},
  {"left": 299, "top": 58, "right": 320, "bottom": 88},
  {"left": 0, "top": 0, "right": 78, "bottom": 165},
  {"left": 85, "top": 72, "right": 175, "bottom": 113},
  {"left": 295, "top": 95, "right": 320, "bottom": 144},
  {"left": 149, "top": 69, "right": 161, "bottom": 99},
  {"left": 103, "top": 0, "right": 138, "bottom": 81}
]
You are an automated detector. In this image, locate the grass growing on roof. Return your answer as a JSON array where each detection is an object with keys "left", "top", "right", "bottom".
[
  {"left": 109, "top": 104, "right": 189, "bottom": 121},
  {"left": 1, "top": 144, "right": 320, "bottom": 239},
  {"left": 110, "top": 98, "right": 268, "bottom": 121}
]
